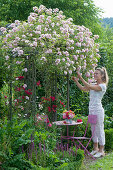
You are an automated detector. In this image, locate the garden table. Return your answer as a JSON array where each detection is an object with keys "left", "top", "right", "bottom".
[{"left": 52, "top": 120, "right": 83, "bottom": 142}]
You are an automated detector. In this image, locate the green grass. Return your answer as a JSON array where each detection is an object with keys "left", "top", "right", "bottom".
[{"left": 82, "top": 152, "right": 113, "bottom": 170}]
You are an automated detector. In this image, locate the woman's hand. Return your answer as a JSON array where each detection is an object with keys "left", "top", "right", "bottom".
[
  {"left": 76, "top": 72, "right": 82, "bottom": 79},
  {"left": 71, "top": 76, "right": 79, "bottom": 82}
]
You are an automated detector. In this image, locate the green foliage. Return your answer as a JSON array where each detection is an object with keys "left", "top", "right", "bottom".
[
  {"left": 27, "top": 147, "right": 60, "bottom": 168},
  {"left": 104, "top": 114, "right": 113, "bottom": 129},
  {"left": 56, "top": 148, "right": 84, "bottom": 170},
  {"left": 0, "top": 116, "right": 37, "bottom": 169},
  {"left": 0, "top": 0, "right": 32, "bottom": 22},
  {"left": 0, "top": 114, "right": 58, "bottom": 168},
  {"left": 97, "top": 27, "right": 113, "bottom": 117},
  {"left": 55, "top": 76, "right": 89, "bottom": 116},
  {"left": 1, "top": 154, "right": 35, "bottom": 170},
  {"left": 69, "top": 80, "right": 89, "bottom": 115},
  {"left": 29, "top": 148, "right": 84, "bottom": 169},
  {"left": 0, "top": 21, "right": 9, "bottom": 27},
  {"left": 105, "top": 128, "right": 113, "bottom": 151},
  {"left": 104, "top": 102, "right": 113, "bottom": 117},
  {"left": 0, "top": 113, "right": 85, "bottom": 169},
  {"left": 34, "top": 124, "right": 58, "bottom": 150},
  {"left": 0, "top": 116, "right": 34, "bottom": 156}
]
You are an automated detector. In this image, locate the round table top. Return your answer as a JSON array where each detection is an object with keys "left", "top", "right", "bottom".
[{"left": 52, "top": 120, "right": 83, "bottom": 126}]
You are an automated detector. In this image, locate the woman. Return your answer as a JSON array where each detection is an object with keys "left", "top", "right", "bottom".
[{"left": 72, "top": 67, "right": 109, "bottom": 158}]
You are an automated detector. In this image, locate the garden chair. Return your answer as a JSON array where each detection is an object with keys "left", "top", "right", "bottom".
[{"left": 70, "top": 114, "right": 97, "bottom": 159}]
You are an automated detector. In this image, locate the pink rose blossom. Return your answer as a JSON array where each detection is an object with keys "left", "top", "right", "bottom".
[
  {"left": 0, "top": 27, "right": 7, "bottom": 33},
  {"left": 94, "top": 35, "right": 99, "bottom": 40},
  {"left": 22, "top": 68, "right": 28, "bottom": 72},
  {"left": 33, "top": 6, "right": 38, "bottom": 12},
  {"left": 64, "top": 71, "right": 67, "bottom": 75},
  {"left": 66, "top": 63, "right": 70, "bottom": 67},
  {"left": 18, "top": 50, "right": 24, "bottom": 56},
  {"left": 86, "top": 72, "right": 90, "bottom": 77},
  {"left": 63, "top": 113, "right": 66, "bottom": 119},
  {"left": 5, "top": 55, "right": 9, "bottom": 60},
  {"left": 26, "top": 96, "right": 29, "bottom": 100},
  {"left": 68, "top": 70, "right": 72, "bottom": 74},
  {"left": 6, "top": 34, "right": 11, "bottom": 38},
  {"left": 23, "top": 84, "right": 27, "bottom": 89},
  {"left": 48, "top": 123, "right": 52, "bottom": 127}
]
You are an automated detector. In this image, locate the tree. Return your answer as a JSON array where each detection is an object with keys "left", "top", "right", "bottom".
[
  {"left": 98, "top": 27, "right": 113, "bottom": 116},
  {"left": 0, "top": 0, "right": 32, "bottom": 22}
]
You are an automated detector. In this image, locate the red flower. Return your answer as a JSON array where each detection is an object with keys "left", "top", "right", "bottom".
[
  {"left": 15, "top": 87, "right": 24, "bottom": 91},
  {"left": 63, "top": 121, "right": 67, "bottom": 124},
  {"left": 25, "top": 90, "right": 32, "bottom": 95},
  {"left": 52, "top": 105, "right": 57, "bottom": 108},
  {"left": 60, "top": 101, "right": 65, "bottom": 107},
  {"left": 48, "top": 107, "right": 51, "bottom": 112},
  {"left": 46, "top": 118, "right": 50, "bottom": 123},
  {"left": 50, "top": 96, "right": 55, "bottom": 101},
  {"left": 22, "top": 96, "right": 25, "bottom": 99},
  {"left": 77, "top": 119, "right": 82, "bottom": 122},
  {"left": 36, "top": 81, "right": 41, "bottom": 86},
  {"left": 4, "top": 96, "right": 7, "bottom": 99},
  {"left": 60, "top": 101, "right": 63, "bottom": 105},
  {"left": 36, "top": 113, "right": 39, "bottom": 117},
  {"left": 22, "top": 86, "right": 25, "bottom": 90},
  {"left": 52, "top": 108, "right": 56, "bottom": 112},
  {"left": 45, "top": 98, "right": 47, "bottom": 100},
  {"left": 18, "top": 76, "right": 24, "bottom": 80},
  {"left": 41, "top": 97, "right": 46, "bottom": 100},
  {"left": 15, "top": 87, "right": 21, "bottom": 91}
]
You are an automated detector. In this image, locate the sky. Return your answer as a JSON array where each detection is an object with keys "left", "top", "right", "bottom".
[{"left": 93, "top": 0, "right": 113, "bottom": 18}]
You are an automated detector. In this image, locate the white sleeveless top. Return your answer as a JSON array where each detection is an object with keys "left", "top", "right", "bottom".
[{"left": 89, "top": 83, "right": 106, "bottom": 110}]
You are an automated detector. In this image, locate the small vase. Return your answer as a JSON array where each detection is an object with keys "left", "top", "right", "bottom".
[{"left": 65, "top": 119, "right": 72, "bottom": 124}]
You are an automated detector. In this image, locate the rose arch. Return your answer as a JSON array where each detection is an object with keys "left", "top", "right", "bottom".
[{"left": 0, "top": 5, "right": 100, "bottom": 121}]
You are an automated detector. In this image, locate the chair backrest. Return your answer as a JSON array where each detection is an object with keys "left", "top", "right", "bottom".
[
  {"left": 88, "top": 115, "right": 97, "bottom": 124},
  {"left": 83, "top": 114, "right": 97, "bottom": 137}
]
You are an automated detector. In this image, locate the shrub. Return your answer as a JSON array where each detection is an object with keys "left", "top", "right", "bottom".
[
  {"left": 104, "top": 102, "right": 113, "bottom": 117},
  {"left": 0, "top": 154, "right": 35, "bottom": 170},
  {"left": 105, "top": 128, "right": 113, "bottom": 151},
  {"left": 104, "top": 114, "right": 113, "bottom": 129}
]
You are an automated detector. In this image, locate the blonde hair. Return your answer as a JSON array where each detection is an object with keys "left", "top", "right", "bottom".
[{"left": 96, "top": 67, "right": 109, "bottom": 85}]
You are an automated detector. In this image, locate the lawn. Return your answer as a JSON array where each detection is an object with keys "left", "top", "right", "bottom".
[{"left": 82, "top": 152, "right": 113, "bottom": 170}]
